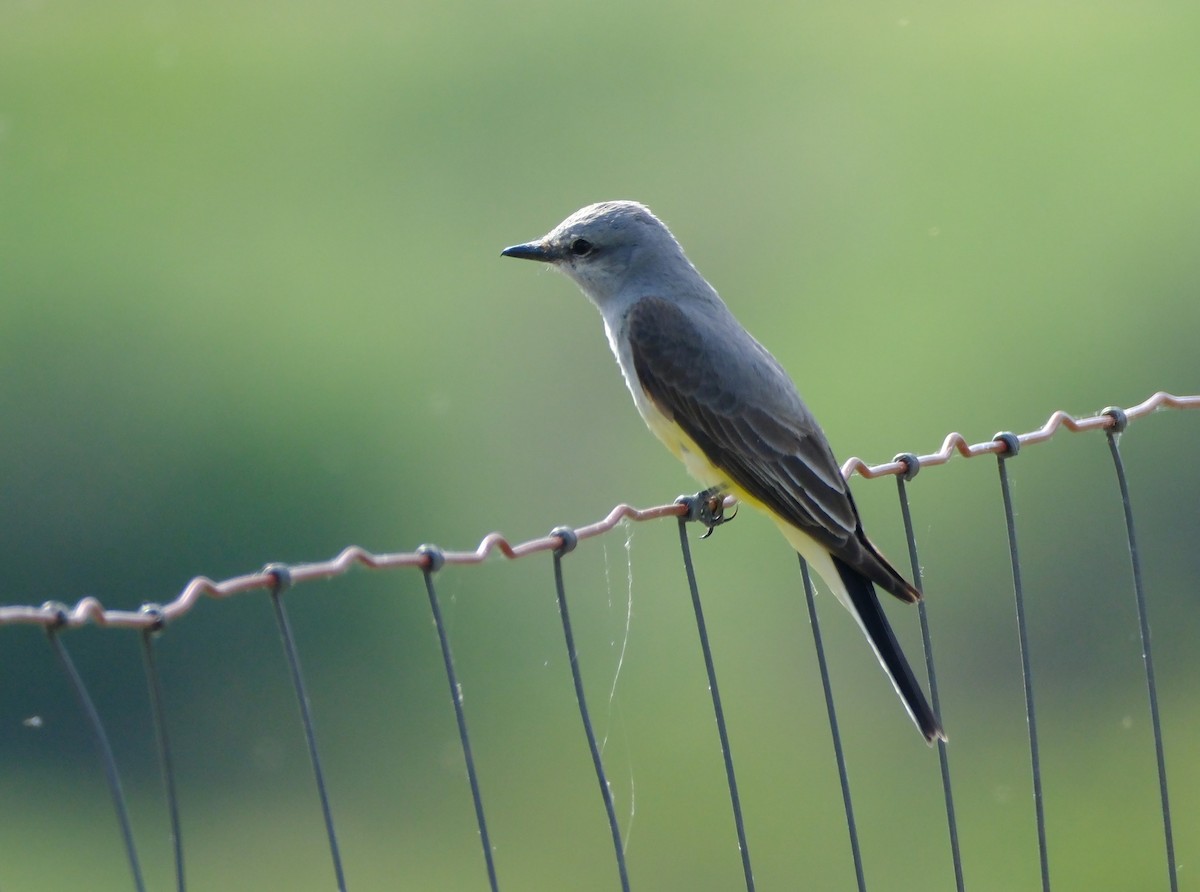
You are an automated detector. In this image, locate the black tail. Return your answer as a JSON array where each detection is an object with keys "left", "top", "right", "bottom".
[{"left": 832, "top": 556, "right": 946, "bottom": 744}]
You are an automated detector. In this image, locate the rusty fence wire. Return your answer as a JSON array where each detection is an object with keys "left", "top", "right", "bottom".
[{"left": 2, "top": 390, "right": 1197, "bottom": 891}]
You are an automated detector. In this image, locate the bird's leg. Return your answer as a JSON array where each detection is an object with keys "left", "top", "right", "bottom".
[{"left": 693, "top": 486, "right": 737, "bottom": 539}]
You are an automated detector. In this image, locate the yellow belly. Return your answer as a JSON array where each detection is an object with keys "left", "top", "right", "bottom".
[
  {"left": 641, "top": 402, "right": 851, "bottom": 612},
  {"left": 641, "top": 408, "right": 723, "bottom": 487}
]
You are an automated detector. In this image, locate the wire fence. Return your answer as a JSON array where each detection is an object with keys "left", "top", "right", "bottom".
[{"left": 2, "top": 390, "right": 1197, "bottom": 891}]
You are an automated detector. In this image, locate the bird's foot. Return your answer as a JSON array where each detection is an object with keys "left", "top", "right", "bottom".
[{"left": 678, "top": 487, "right": 737, "bottom": 539}]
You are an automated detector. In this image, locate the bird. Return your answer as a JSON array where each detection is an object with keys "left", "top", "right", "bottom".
[{"left": 502, "top": 201, "right": 945, "bottom": 744}]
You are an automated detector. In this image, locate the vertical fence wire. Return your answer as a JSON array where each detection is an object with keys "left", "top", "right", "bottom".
[
  {"left": 994, "top": 434, "right": 1051, "bottom": 892},
  {"left": 894, "top": 464, "right": 965, "bottom": 892},
  {"left": 798, "top": 557, "right": 867, "bottom": 892},
  {"left": 548, "top": 528, "right": 631, "bottom": 892},
  {"left": 674, "top": 510, "right": 756, "bottom": 892},
  {"left": 417, "top": 547, "right": 501, "bottom": 892},
  {"left": 138, "top": 619, "right": 186, "bottom": 892},
  {"left": 45, "top": 626, "right": 146, "bottom": 892},
  {"left": 265, "top": 567, "right": 347, "bottom": 892},
  {"left": 1103, "top": 411, "right": 1178, "bottom": 892}
]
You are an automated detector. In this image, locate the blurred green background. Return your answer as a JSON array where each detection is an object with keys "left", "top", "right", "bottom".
[{"left": 2, "top": 1, "right": 1198, "bottom": 889}]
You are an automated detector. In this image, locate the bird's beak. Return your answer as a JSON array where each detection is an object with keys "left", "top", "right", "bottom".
[{"left": 501, "top": 241, "right": 554, "bottom": 262}]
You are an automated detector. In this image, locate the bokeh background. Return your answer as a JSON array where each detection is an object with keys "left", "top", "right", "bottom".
[{"left": 2, "top": 2, "right": 1198, "bottom": 889}]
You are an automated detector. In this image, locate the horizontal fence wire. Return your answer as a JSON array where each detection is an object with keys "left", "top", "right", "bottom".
[
  {"left": 4, "top": 390, "right": 1195, "bottom": 631},
  {"left": 3, "top": 389, "right": 1196, "bottom": 892}
]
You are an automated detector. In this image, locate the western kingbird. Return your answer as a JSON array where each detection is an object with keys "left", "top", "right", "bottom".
[{"left": 502, "top": 200, "right": 945, "bottom": 743}]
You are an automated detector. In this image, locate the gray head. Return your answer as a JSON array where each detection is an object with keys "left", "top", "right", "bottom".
[{"left": 502, "top": 201, "right": 705, "bottom": 309}]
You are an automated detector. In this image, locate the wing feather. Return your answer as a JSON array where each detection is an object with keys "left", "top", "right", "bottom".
[{"left": 625, "top": 296, "right": 856, "bottom": 553}]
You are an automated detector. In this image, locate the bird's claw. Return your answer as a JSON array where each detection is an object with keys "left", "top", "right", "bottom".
[{"left": 694, "top": 488, "right": 737, "bottom": 539}]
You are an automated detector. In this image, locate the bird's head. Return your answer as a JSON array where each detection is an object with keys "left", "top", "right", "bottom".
[{"left": 502, "top": 200, "right": 691, "bottom": 309}]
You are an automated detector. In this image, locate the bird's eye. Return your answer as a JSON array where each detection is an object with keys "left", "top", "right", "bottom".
[{"left": 569, "top": 238, "right": 594, "bottom": 257}]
